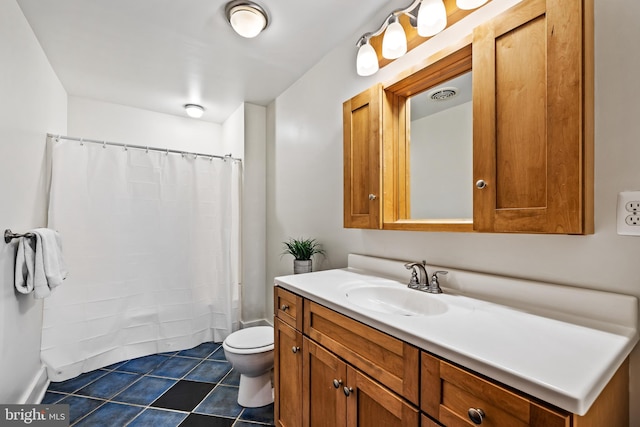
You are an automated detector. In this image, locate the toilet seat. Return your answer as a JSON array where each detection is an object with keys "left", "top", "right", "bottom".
[{"left": 223, "top": 326, "right": 274, "bottom": 354}]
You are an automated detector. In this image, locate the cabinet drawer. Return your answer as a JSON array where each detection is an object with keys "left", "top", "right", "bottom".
[
  {"left": 274, "top": 287, "right": 303, "bottom": 330},
  {"left": 304, "top": 300, "right": 419, "bottom": 404},
  {"left": 421, "top": 352, "right": 570, "bottom": 427}
]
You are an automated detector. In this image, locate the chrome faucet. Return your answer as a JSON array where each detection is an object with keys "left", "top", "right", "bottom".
[
  {"left": 404, "top": 261, "right": 447, "bottom": 294},
  {"left": 403, "top": 261, "right": 428, "bottom": 289}
]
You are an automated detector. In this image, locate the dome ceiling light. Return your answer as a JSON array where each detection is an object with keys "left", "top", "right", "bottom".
[
  {"left": 184, "top": 104, "right": 205, "bottom": 118},
  {"left": 225, "top": 1, "right": 269, "bottom": 39}
]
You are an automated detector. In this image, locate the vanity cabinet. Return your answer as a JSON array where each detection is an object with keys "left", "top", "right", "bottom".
[
  {"left": 274, "top": 288, "right": 303, "bottom": 427},
  {"left": 342, "top": 0, "right": 593, "bottom": 234},
  {"left": 274, "top": 286, "right": 420, "bottom": 427},
  {"left": 275, "top": 286, "right": 630, "bottom": 427},
  {"left": 421, "top": 352, "right": 629, "bottom": 427},
  {"left": 304, "top": 338, "right": 419, "bottom": 427}
]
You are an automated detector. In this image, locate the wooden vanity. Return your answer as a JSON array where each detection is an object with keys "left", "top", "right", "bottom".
[
  {"left": 273, "top": 256, "right": 637, "bottom": 427},
  {"left": 275, "top": 286, "right": 629, "bottom": 427}
]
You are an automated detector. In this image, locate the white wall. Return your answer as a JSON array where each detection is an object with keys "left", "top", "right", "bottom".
[
  {"left": 68, "top": 97, "right": 223, "bottom": 155},
  {"left": 0, "top": 0, "right": 67, "bottom": 403},
  {"left": 223, "top": 103, "right": 268, "bottom": 326},
  {"left": 267, "top": 0, "right": 640, "bottom": 424},
  {"left": 242, "top": 104, "right": 267, "bottom": 325}
]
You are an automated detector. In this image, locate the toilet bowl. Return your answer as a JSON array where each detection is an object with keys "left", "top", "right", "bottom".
[{"left": 222, "top": 326, "right": 274, "bottom": 407}]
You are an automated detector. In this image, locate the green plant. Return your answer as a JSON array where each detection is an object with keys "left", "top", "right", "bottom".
[{"left": 282, "top": 237, "right": 325, "bottom": 260}]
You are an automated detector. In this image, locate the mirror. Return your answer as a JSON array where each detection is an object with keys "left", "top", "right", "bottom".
[
  {"left": 409, "top": 71, "right": 473, "bottom": 219},
  {"left": 382, "top": 41, "right": 473, "bottom": 231}
]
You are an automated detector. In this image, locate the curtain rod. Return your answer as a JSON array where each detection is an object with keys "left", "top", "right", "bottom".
[{"left": 47, "top": 133, "right": 242, "bottom": 162}]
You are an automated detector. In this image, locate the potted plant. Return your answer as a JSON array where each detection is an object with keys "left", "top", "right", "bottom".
[{"left": 282, "top": 237, "right": 325, "bottom": 274}]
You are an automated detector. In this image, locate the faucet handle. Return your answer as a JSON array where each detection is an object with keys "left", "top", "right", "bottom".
[
  {"left": 427, "top": 270, "right": 448, "bottom": 294},
  {"left": 432, "top": 270, "right": 448, "bottom": 280},
  {"left": 407, "top": 268, "right": 420, "bottom": 289}
]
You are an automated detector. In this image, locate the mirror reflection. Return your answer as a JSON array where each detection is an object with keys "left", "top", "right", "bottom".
[{"left": 409, "top": 71, "right": 473, "bottom": 219}]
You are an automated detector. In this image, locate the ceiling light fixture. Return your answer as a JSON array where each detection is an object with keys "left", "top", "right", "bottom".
[
  {"left": 356, "top": 0, "right": 487, "bottom": 77},
  {"left": 225, "top": 0, "right": 269, "bottom": 39},
  {"left": 184, "top": 104, "right": 205, "bottom": 118}
]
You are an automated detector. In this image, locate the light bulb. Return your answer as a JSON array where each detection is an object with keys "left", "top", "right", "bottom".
[
  {"left": 356, "top": 42, "right": 379, "bottom": 76},
  {"left": 456, "top": 0, "right": 488, "bottom": 10},
  {"left": 229, "top": 5, "right": 266, "bottom": 38},
  {"left": 382, "top": 17, "right": 407, "bottom": 59},
  {"left": 417, "top": 0, "right": 447, "bottom": 37}
]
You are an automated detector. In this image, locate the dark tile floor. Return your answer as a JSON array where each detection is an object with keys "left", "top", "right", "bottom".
[{"left": 42, "top": 342, "right": 274, "bottom": 427}]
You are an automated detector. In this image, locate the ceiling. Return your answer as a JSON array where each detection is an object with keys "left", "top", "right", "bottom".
[{"left": 16, "top": 0, "right": 395, "bottom": 123}]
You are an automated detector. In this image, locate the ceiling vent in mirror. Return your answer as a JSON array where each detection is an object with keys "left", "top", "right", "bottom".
[{"left": 428, "top": 87, "right": 459, "bottom": 101}]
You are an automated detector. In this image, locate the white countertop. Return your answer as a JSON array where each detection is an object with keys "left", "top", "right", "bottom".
[{"left": 274, "top": 255, "right": 639, "bottom": 415}]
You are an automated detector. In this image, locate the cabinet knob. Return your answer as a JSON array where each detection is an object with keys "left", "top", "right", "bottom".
[
  {"left": 475, "top": 179, "right": 487, "bottom": 189},
  {"left": 280, "top": 304, "right": 289, "bottom": 311},
  {"left": 332, "top": 379, "right": 343, "bottom": 389},
  {"left": 467, "top": 408, "right": 485, "bottom": 425},
  {"left": 343, "top": 386, "right": 354, "bottom": 397},
  {"left": 368, "top": 194, "right": 377, "bottom": 200},
  {"left": 291, "top": 346, "right": 300, "bottom": 354}
]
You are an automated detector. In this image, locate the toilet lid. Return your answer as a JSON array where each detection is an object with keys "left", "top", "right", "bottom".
[{"left": 224, "top": 326, "right": 274, "bottom": 350}]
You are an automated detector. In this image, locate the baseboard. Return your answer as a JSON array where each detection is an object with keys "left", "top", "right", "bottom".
[
  {"left": 240, "top": 318, "right": 272, "bottom": 329},
  {"left": 20, "top": 364, "right": 49, "bottom": 404}
]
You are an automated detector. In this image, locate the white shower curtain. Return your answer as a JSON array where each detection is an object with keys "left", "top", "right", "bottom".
[{"left": 42, "top": 138, "right": 241, "bottom": 381}]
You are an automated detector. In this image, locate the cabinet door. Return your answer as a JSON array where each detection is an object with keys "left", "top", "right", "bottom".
[
  {"left": 303, "top": 338, "right": 347, "bottom": 427},
  {"left": 346, "top": 365, "right": 419, "bottom": 427},
  {"left": 473, "top": 0, "right": 593, "bottom": 234},
  {"left": 274, "top": 319, "right": 303, "bottom": 427},
  {"left": 343, "top": 84, "right": 383, "bottom": 229}
]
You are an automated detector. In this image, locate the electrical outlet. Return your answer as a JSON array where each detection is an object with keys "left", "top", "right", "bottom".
[
  {"left": 618, "top": 191, "right": 640, "bottom": 235},
  {"left": 625, "top": 215, "right": 640, "bottom": 226},
  {"left": 626, "top": 201, "right": 640, "bottom": 212}
]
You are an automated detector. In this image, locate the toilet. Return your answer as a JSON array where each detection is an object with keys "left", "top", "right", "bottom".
[{"left": 222, "top": 326, "right": 274, "bottom": 407}]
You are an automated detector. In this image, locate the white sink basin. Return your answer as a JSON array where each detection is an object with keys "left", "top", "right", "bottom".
[{"left": 345, "top": 285, "right": 448, "bottom": 316}]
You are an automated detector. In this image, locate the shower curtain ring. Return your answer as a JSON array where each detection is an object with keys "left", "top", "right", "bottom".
[
  {"left": 166, "top": 149, "right": 169, "bottom": 156},
  {"left": 103, "top": 141, "right": 106, "bottom": 149},
  {"left": 124, "top": 145, "right": 128, "bottom": 151},
  {"left": 145, "top": 147, "right": 149, "bottom": 153},
  {"left": 80, "top": 138, "right": 84, "bottom": 146}
]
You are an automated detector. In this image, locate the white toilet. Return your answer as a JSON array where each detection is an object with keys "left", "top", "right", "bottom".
[{"left": 222, "top": 326, "right": 274, "bottom": 407}]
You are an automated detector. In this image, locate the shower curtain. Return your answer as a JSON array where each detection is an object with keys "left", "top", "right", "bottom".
[{"left": 41, "top": 138, "right": 241, "bottom": 381}]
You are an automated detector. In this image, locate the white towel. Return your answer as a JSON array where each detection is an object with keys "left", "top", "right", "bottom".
[
  {"left": 14, "top": 228, "right": 67, "bottom": 298},
  {"left": 14, "top": 237, "right": 35, "bottom": 294}
]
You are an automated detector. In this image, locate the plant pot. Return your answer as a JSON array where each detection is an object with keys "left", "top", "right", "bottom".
[{"left": 293, "top": 259, "right": 312, "bottom": 274}]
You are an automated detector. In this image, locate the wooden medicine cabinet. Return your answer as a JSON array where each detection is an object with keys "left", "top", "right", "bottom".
[{"left": 343, "top": 0, "right": 594, "bottom": 234}]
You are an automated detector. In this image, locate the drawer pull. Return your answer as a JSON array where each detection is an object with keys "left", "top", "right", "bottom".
[
  {"left": 291, "top": 346, "right": 300, "bottom": 353},
  {"left": 343, "top": 386, "right": 353, "bottom": 397},
  {"left": 332, "top": 379, "right": 343, "bottom": 388},
  {"left": 467, "top": 408, "right": 485, "bottom": 425},
  {"left": 280, "top": 304, "right": 289, "bottom": 311}
]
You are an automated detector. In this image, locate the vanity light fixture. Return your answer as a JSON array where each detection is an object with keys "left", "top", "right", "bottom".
[
  {"left": 184, "top": 104, "right": 205, "bottom": 118},
  {"left": 356, "top": 0, "right": 487, "bottom": 76},
  {"left": 225, "top": 0, "right": 269, "bottom": 39}
]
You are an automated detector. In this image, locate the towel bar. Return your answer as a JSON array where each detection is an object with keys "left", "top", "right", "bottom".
[{"left": 4, "top": 229, "right": 35, "bottom": 244}]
